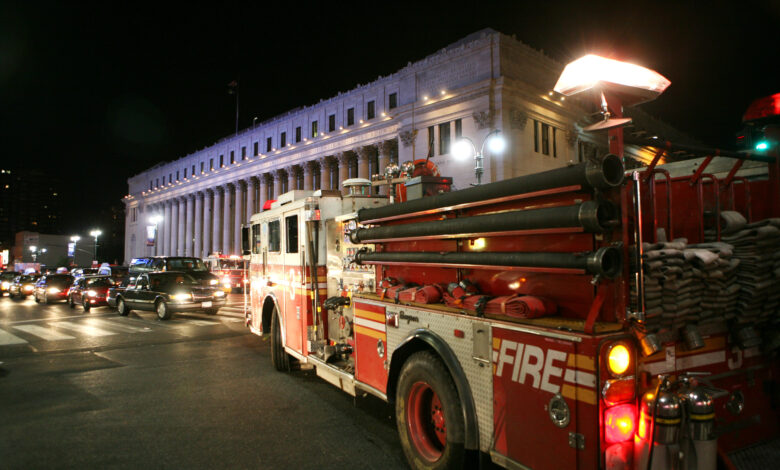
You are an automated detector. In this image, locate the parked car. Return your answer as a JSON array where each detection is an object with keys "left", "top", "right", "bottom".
[
  {"left": 129, "top": 257, "right": 219, "bottom": 287},
  {"left": 115, "top": 271, "right": 226, "bottom": 320},
  {"left": 107, "top": 276, "right": 135, "bottom": 309},
  {"left": 8, "top": 274, "right": 41, "bottom": 299},
  {"left": 1, "top": 271, "right": 21, "bottom": 296},
  {"left": 71, "top": 268, "right": 99, "bottom": 278},
  {"left": 97, "top": 264, "right": 129, "bottom": 284},
  {"left": 68, "top": 275, "right": 114, "bottom": 311},
  {"left": 33, "top": 274, "right": 75, "bottom": 303}
]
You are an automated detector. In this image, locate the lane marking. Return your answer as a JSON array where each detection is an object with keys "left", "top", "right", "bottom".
[
  {"left": 0, "top": 329, "right": 28, "bottom": 345},
  {"left": 13, "top": 324, "right": 76, "bottom": 341},
  {"left": 50, "top": 321, "right": 117, "bottom": 337}
]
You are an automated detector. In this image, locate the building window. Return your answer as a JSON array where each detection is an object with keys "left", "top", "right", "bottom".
[
  {"left": 200, "top": 162, "right": 204, "bottom": 173},
  {"left": 280, "top": 132, "right": 286, "bottom": 147},
  {"left": 438, "top": 122, "right": 451, "bottom": 155},
  {"left": 266, "top": 137, "right": 272, "bottom": 152},
  {"left": 254, "top": 142, "right": 259, "bottom": 156},
  {"left": 367, "top": 100, "right": 375, "bottom": 120},
  {"left": 295, "top": 126, "right": 301, "bottom": 143},
  {"left": 285, "top": 215, "right": 298, "bottom": 253},
  {"left": 311, "top": 120, "right": 318, "bottom": 138},
  {"left": 328, "top": 114, "right": 336, "bottom": 132},
  {"left": 534, "top": 120, "right": 539, "bottom": 153},
  {"left": 241, "top": 146, "right": 246, "bottom": 160},
  {"left": 347, "top": 108, "right": 354, "bottom": 126},
  {"left": 268, "top": 220, "right": 280, "bottom": 252},
  {"left": 552, "top": 128, "right": 558, "bottom": 158},
  {"left": 219, "top": 155, "right": 224, "bottom": 167},
  {"left": 191, "top": 165, "right": 195, "bottom": 175},
  {"left": 163, "top": 176, "right": 166, "bottom": 185},
  {"left": 230, "top": 151, "right": 235, "bottom": 164},
  {"left": 156, "top": 178, "right": 159, "bottom": 187},
  {"left": 184, "top": 168, "right": 187, "bottom": 179},
  {"left": 210, "top": 158, "right": 214, "bottom": 170},
  {"left": 169, "top": 173, "right": 172, "bottom": 183},
  {"left": 389, "top": 92, "right": 398, "bottom": 109},
  {"left": 427, "top": 126, "right": 435, "bottom": 157},
  {"left": 455, "top": 119, "right": 462, "bottom": 138},
  {"left": 150, "top": 181, "right": 153, "bottom": 190},
  {"left": 176, "top": 170, "right": 180, "bottom": 181}
]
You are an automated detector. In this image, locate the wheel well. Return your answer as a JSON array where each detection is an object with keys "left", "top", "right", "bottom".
[
  {"left": 261, "top": 297, "right": 276, "bottom": 333},
  {"left": 387, "top": 332, "right": 480, "bottom": 451}
]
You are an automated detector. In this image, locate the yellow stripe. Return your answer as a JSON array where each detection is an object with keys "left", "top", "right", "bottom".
[
  {"left": 355, "top": 309, "right": 385, "bottom": 323},
  {"left": 493, "top": 337, "right": 501, "bottom": 350},
  {"left": 689, "top": 413, "right": 715, "bottom": 421},
  {"left": 567, "top": 354, "right": 596, "bottom": 371},
  {"left": 654, "top": 417, "right": 681, "bottom": 425},
  {"left": 561, "top": 383, "right": 597, "bottom": 405},
  {"left": 354, "top": 325, "right": 386, "bottom": 341}
]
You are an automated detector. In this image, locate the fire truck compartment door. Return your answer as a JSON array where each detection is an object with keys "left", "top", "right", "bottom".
[
  {"left": 282, "top": 210, "right": 305, "bottom": 355},
  {"left": 492, "top": 326, "right": 581, "bottom": 470},
  {"left": 353, "top": 300, "right": 388, "bottom": 393}
]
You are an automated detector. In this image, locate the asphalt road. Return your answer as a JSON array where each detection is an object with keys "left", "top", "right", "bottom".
[{"left": 0, "top": 293, "right": 408, "bottom": 469}]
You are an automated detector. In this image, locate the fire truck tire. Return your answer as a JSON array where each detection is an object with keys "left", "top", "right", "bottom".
[
  {"left": 156, "top": 300, "right": 172, "bottom": 320},
  {"left": 271, "top": 311, "right": 292, "bottom": 372},
  {"left": 396, "top": 351, "right": 465, "bottom": 470},
  {"left": 117, "top": 298, "right": 130, "bottom": 316}
]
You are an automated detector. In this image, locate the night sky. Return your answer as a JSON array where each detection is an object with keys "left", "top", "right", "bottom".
[{"left": 1, "top": 1, "right": 778, "bottom": 241}]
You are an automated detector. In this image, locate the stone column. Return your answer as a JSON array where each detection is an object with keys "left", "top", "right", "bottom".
[
  {"left": 287, "top": 165, "right": 299, "bottom": 192},
  {"left": 213, "top": 188, "right": 222, "bottom": 255},
  {"left": 378, "top": 139, "right": 398, "bottom": 195},
  {"left": 246, "top": 177, "right": 256, "bottom": 220},
  {"left": 259, "top": 174, "right": 269, "bottom": 209},
  {"left": 303, "top": 161, "right": 315, "bottom": 191},
  {"left": 177, "top": 198, "right": 186, "bottom": 256},
  {"left": 235, "top": 180, "right": 244, "bottom": 253},
  {"left": 185, "top": 195, "right": 194, "bottom": 256},
  {"left": 223, "top": 185, "right": 232, "bottom": 254},
  {"left": 319, "top": 156, "right": 333, "bottom": 190},
  {"left": 170, "top": 199, "right": 180, "bottom": 257},
  {"left": 194, "top": 193, "right": 203, "bottom": 258},
  {"left": 203, "top": 190, "right": 213, "bottom": 257},
  {"left": 163, "top": 200, "right": 172, "bottom": 256},
  {"left": 337, "top": 151, "right": 353, "bottom": 194},
  {"left": 357, "top": 146, "right": 374, "bottom": 180},
  {"left": 274, "top": 169, "right": 286, "bottom": 198}
]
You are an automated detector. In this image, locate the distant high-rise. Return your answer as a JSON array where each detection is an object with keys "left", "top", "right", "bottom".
[{"left": 0, "top": 168, "right": 64, "bottom": 249}]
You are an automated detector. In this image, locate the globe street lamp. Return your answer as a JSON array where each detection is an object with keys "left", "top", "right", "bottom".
[
  {"left": 89, "top": 230, "right": 102, "bottom": 262},
  {"left": 452, "top": 129, "right": 506, "bottom": 185}
]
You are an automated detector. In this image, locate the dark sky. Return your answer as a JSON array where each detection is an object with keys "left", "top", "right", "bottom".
[{"left": 1, "top": 1, "right": 778, "bottom": 236}]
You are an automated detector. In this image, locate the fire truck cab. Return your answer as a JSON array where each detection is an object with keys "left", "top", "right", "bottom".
[{"left": 205, "top": 252, "right": 248, "bottom": 292}]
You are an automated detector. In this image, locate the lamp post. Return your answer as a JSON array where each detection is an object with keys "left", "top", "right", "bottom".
[
  {"left": 89, "top": 230, "right": 102, "bottom": 263},
  {"left": 452, "top": 129, "right": 506, "bottom": 185}
]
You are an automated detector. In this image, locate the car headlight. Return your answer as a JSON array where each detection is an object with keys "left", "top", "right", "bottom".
[
  {"left": 87, "top": 290, "right": 98, "bottom": 297},
  {"left": 222, "top": 276, "right": 231, "bottom": 283},
  {"left": 23, "top": 285, "right": 33, "bottom": 291},
  {"left": 48, "top": 287, "right": 61, "bottom": 294},
  {"left": 172, "top": 293, "right": 192, "bottom": 302},
  {"left": 1, "top": 281, "right": 9, "bottom": 289},
  {"left": 209, "top": 279, "right": 218, "bottom": 285},
  {"left": 213, "top": 290, "right": 225, "bottom": 297}
]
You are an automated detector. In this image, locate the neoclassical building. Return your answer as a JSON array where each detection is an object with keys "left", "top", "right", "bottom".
[{"left": 123, "top": 29, "right": 675, "bottom": 262}]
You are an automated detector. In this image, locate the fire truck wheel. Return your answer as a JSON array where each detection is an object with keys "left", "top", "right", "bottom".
[
  {"left": 396, "top": 351, "right": 465, "bottom": 470},
  {"left": 156, "top": 300, "right": 172, "bottom": 320},
  {"left": 271, "top": 311, "right": 292, "bottom": 372},
  {"left": 117, "top": 298, "right": 130, "bottom": 316}
]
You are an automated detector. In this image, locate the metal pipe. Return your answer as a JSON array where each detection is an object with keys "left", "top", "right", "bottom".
[
  {"left": 624, "top": 137, "right": 776, "bottom": 163},
  {"left": 351, "top": 201, "right": 617, "bottom": 243},
  {"left": 355, "top": 246, "right": 622, "bottom": 278},
  {"left": 356, "top": 154, "right": 625, "bottom": 223}
]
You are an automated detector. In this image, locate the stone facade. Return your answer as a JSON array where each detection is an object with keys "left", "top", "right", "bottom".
[{"left": 122, "top": 29, "right": 648, "bottom": 262}]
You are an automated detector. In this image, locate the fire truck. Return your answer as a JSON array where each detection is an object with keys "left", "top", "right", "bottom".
[
  {"left": 204, "top": 252, "right": 248, "bottom": 292},
  {"left": 243, "top": 56, "right": 779, "bottom": 469}
]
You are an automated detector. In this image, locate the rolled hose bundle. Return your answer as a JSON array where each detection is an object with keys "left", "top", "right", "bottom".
[
  {"left": 485, "top": 295, "right": 557, "bottom": 318},
  {"left": 350, "top": 200, "right": 618, "bottom": 243},
  {"left": 355, "top": 246, "right": 623, "bottom": 278},
  {"left": 397, "top": 285, "right": 444, "bottom": 304},
  {"left": 357, "top": 154, "right": 624, "bottom": 223}
]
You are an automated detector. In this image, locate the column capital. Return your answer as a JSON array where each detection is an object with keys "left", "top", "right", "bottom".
[
  {"left": 320, "top": 155, "right": 336, "bottom": 167},
  {"left": 356, "top": 145, "right": 377, "bottom": 161},
  {"left": 337, "top": 150, "right": 356, "bottom": 165},
  {"left": 304, "top": 160, "right": 318, "bottom": 172},
  {"left": 274, "top": 168, "right": 287, "bottom": 180},
  {"left": 288, "top": 164, "right": 302, "bottom": 177},
  {"left": 260, "top": 173, "right": 272, "bottom": 185},
  {"left": 378, "top": 139, "right": 398, "bottom": 156}
]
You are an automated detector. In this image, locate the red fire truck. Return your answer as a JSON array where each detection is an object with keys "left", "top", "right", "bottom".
[
  {"left": 243, "top": 56, "right": 779, "bottom": 469},
  {"left": 205, "top": 252, "right": 248, "bottom": 292}
]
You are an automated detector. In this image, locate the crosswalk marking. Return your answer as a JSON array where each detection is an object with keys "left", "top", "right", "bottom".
[
  {"left": 89, "top": 318, "right": 151, "bottom": 333},
  {"left": 49, "top": 321, "right": 117, "bottom": 337},
  {"left": 13, "top": 324, "right": 76, "bottom": 341},
  {"left": 0, "top": 329, "right": 27, "bottom": 345},
  {"left": 178, "top": 319, "right": 219, "bottom": 326}
]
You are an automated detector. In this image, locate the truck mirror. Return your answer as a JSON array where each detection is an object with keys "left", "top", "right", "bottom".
[{"left": 241, "top": 226, "right": 250, "bottom": 253}]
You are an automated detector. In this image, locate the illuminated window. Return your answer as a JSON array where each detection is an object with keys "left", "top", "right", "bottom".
[
  {"left": 367, "top": 101, "right": 375, "bottom": 120},
  {"left": 389, "top": 92, "right": 398, "bottom": 109},
  {"left": 311, "top": 120, "right": 318, "bottom": 138},
  {"left": 347, "top": 108, "right": 354, "bottom": 126}
]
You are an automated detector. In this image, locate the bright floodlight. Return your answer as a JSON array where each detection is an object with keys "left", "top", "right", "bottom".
[
  {"left": 452, "top": 139, "right": 475, "bottom": 160},
  {"left": 554, "top": 54, "right": 670, "bottom": 101},
  {"left": 29, "top": 245, "right": 37, "bottom": 252},
  {"left": 71, "top": 235, "right": 80, "bottom": 242},
  {"left": 487, "top": 134, "right": 506, "bottom": 154},
  {"left": 90, "top": 230, "right": 102, "bottom": 237},
  {"left": 149, "top": 215, "right": 162, "bottom": 224}
]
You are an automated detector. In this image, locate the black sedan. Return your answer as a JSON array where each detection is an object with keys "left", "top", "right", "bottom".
[
  {"left": 115, "top": 271, "right": 226, "bottom": 320},
  {"left": 107, "top": 276, "right": 134, "bottom": 309},
  {"left": 8, "top": 274, "right": 41, "bottom": 299}
]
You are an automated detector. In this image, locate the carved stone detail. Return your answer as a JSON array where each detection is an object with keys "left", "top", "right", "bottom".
[
  {"left": 473, "top": 110, "right": 495, "bottom": 130},
  {"left": 399, "top": 129, "right": 417, "bottom": 148},
  {"left": 509, "top": 108, "right": 528, "bottom": 130},
  {"left": 566, "top": 127, "right": 579, "bottom": 146},
  {"left": 377, "top": 139, "right": 398, "bottom": 157},
  {"left": 356, "top": 145, "right": 377, "bottom": 161}
]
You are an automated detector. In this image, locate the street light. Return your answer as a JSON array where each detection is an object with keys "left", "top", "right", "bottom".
[
  {"left": 89, "top": 230, "right": 102, "bottom": 262},
  {"left": 29, "top": 245, "right": 37, "bottom": 262},
  {"left": 452, "top": 129, "right": 506, "bottom": 185}
]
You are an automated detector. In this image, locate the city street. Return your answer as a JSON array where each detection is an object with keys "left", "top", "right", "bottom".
[{"left": 0, "top": 294, "right": 407, "bottom": 469}]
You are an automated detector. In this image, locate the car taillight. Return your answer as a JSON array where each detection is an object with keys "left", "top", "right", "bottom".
[{"left": 604, "top": 404, "right": 636, "bottom": 444}]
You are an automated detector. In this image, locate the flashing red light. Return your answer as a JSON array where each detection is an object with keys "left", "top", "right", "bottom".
[
  {"left": 743, "top": 93, "right": 780, "bottom": 122},
  {"left": 604, "top": 404, "right": 636, "bottom": 444}
]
